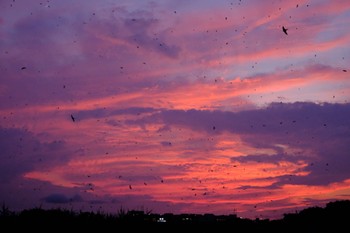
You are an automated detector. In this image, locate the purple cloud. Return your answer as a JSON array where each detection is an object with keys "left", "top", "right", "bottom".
[
  {"left": 0, "top": 127, "right": 70, "bottom": 182},
  {"left": 74, "top": 107, "right": 156, "bottom": 121},
  {"left": 160, "top": 141, "right": 172, "bottom": 147},
  {"left": 130, "top": 102, "right": 350, "bottom": 186},
  {"left": 42, "top": 193, "right": 83, "bottom": 204},
  {"left": 124, "top": 16, "right": 181, "bottom": 58}
]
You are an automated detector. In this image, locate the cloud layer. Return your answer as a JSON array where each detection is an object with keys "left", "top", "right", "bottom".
[{"left": 1, "top": 0, "right": 349, "bottom": 219}]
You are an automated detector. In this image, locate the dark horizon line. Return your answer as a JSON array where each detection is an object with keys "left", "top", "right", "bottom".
[
  {"left": 2, "top": 200, "right": 350, "bottom": 232},
  {"left": 2, "top": 199, "right": 350, "bottom": 221}
]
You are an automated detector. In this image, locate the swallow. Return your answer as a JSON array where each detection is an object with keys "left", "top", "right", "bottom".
[
  {"left": 70, "top": 114, "right": 75, "bottom": 122},
  {"left": 282, "top": 26, "right": 288, "bottom": 35}
]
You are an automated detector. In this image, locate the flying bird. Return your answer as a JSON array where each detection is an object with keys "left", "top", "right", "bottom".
[
  {"left": 282, "top": 26, "right": 288, "bottom": 35},
  {"left": 70, "top": 114, "right": 75, "bottom": 122}
]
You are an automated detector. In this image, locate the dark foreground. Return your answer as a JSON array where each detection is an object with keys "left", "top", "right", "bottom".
[{"left": 1, "top": 200, "right": 350, "bottom": 232}]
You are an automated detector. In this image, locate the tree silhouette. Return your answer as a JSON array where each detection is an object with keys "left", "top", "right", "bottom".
[{"left": 1, "top": 200, "right": 350, "bottom": 231}]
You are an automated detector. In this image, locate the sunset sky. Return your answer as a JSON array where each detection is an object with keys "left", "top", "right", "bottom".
[{"left": 1, "top": 0, "right": 350, "bottom": 219}]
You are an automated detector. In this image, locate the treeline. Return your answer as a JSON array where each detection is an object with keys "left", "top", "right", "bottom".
[{"left": 1, "top": 200, "right": 350, "bottom": 232}]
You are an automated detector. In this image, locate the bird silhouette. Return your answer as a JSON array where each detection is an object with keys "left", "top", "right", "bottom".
[
  {"left": 70, "top": 114, "right": 75, "bottom": 122},
  {"left": 282, "top": 26, "right": 288, "bottom": 35}
]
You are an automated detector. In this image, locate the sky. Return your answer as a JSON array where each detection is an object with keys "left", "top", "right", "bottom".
[{"left": 0, "top": 0, "right": 350, "bottom": 220}]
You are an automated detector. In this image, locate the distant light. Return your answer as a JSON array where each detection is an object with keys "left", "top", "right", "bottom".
[{"left": 157, "top": 217, "right": 166, "bottom": 223}]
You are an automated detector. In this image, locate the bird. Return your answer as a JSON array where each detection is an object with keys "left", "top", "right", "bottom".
[
  {"left": 70, "top": 114, "right": 75, "bottom": 122},
  {"left": 282, "top": 26, "right": 288, "bottom": 35}
]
